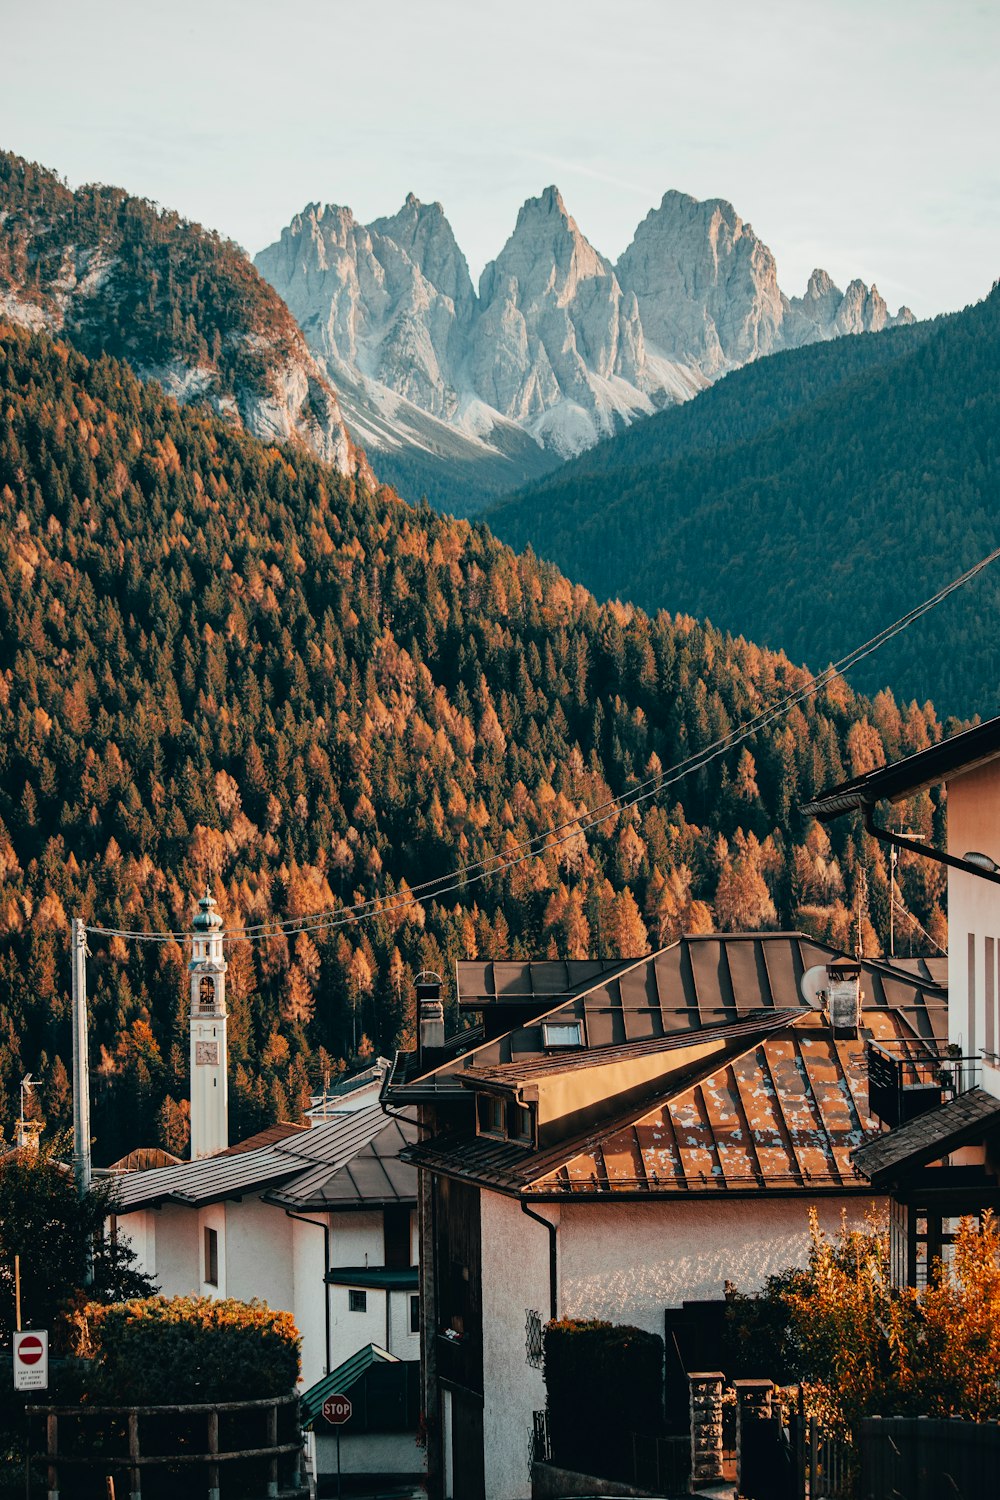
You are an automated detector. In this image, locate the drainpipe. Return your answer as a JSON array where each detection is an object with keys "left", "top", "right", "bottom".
[
  {"left": 520, "top": 1201, "right": 557, "bottom": 1320},
  {"left": 284, "top": 1209, "right": 331, "bottom": 1375},
  {"left": 862, "top": 804, "right": 1000, "bottom": 886}
]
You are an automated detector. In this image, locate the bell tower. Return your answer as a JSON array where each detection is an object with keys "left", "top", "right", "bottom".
[{"left": 189, "top": 888, "right": 229, "bottom": 1159}]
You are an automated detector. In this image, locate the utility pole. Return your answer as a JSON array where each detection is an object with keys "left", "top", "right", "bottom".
[{"left": 70, "top": 917, "right": 92, "bottom": 1200}]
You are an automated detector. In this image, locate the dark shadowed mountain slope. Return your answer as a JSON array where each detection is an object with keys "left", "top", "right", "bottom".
[{"left": 487, "top": 286, "right": 1000, "bottom": 715}]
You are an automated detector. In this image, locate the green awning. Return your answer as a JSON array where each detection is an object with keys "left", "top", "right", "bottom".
[
  {"left": 324, "top": 1266, "right": 418, "bottom": 1290},
  {"left": 300, "top": 1343, "right": 398, "bottom": 1425}
]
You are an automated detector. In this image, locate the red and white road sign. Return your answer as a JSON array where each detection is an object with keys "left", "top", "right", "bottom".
[
  {"left": 13, "top": 1330, "right": 48, "bottom": 1391},
  {"left": 322, "top": 1393, "right": 352, "bottom": 1425}
]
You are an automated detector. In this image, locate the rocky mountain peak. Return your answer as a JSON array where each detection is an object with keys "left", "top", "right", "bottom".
[{"left": 370, "top": 194, "right": 475, "bottom": 322}]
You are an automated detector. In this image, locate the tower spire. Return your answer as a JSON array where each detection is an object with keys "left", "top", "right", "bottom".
[{"left": 189, "top": 885, "right": 228, "bottom": 1158}]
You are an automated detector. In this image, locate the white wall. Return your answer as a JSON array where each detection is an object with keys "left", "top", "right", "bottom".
[
  {"left": 315, "top": 1430, "right": 426, "bottom": 1478},
  {"left": 947, "top": 762, "right": 1000, "bottom": 1099},
  {"left": 479, "top": 1190, "right": 552, "bottom": 1500},
  {"left": 557, "top": 1197, "right": 873, "bottom": 1334}
]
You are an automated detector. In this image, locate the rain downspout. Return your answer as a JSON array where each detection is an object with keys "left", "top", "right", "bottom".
[{"left": 520, "top": 1201, "right": 557, "bottom": 1320}]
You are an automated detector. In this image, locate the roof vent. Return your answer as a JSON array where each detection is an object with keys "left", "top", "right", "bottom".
[{"left": 826, "top": 958, "right": 862, "bottom": 1037}]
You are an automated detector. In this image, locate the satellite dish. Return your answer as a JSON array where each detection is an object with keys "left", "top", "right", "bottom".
[{"left": 800, "top": 965, "right": 829, "bottom": 1009}]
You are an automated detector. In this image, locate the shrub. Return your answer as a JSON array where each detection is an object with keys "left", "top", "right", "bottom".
[
  {"left": 69, "top": 1295, "right": 300, "bottom": 1403},
  {"left": 543, "top": 1317, "right": 664, "bottom": 1480}
]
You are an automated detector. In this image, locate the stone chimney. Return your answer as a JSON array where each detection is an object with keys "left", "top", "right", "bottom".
[{"left": 416, "top": 972, "right": 445, "bottom": 1069}]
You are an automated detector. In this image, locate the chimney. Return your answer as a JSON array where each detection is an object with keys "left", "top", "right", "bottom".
[
  {"left": 416, "top": 972, "right": 445, "bottom": 1068},
  {"left": 825, "top": 957, "right": 862, "bottom": 1038}
]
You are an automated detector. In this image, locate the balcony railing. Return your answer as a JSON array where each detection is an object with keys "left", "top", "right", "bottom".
[{"left": 867, "top": 1041, "right": 980, "bottom": 1129}]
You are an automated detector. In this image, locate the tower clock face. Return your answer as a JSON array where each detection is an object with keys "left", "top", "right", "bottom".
[{"left": 195, "top": 1041, "right": 220, "bottom": 1066}]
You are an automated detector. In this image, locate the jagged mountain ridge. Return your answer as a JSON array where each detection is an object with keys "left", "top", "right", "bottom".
[
  {"left": 0, "top": 151, "right": 365, "bottom": 477},
  {"left": 257, "top": 184, "right": 913, "bottom": 508}
]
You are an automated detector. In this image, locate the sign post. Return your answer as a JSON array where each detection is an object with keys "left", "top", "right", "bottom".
[
  {"left": 13, "top": 1330, "right": 48, "bottom": 1393},
  {"left": 321, "top": 1394, "right": 351, "bottom": 1498}
]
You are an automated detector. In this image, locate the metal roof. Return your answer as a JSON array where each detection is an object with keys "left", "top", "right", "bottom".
[
  {"left": 387, "top": 934, "right": 947, "bottom": 1101},
  {"left": 802, "top": 716, "right": 1000, "bottom": 823},
  {"left": 404, "top": 1006, "right": 945, "bottom": 1200},
  {"left": 114, "top": 1105, "right": 417, "bottom": 1213},
  {"left": 851, "top": 1087, "right": 1000, "bottom": 1186},
  {"left": 457, "top": 956, "right": 640, "bottom": 1010},
  {"left": 300, "top": 1343, "right": 399, "bottom": 1425}
]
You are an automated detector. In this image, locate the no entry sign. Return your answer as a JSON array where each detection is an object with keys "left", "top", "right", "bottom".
[
  {"left": 13, "top": 1329, "right": 48, "bottom": 1391},
  {"left": 322, "top": 1393, "right": 352, "bottom": 1425}
]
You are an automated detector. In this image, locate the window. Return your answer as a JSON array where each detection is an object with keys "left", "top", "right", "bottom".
[
  {"left": 509, "top": 1104, "right": 535, "bottom": 1145},
  {"left": 410, "top": 1294, "right": 420, "bottom": 1334},
  {"left": 384, "top": 1205, "right": 411, "bottom": 1269},
  {"left": 541, "top": 1020, "right": 583, "bottom": 1049},
  {"left": 199, "top": 975, "right": 215, "bottom": 1011},
  {"left": 349, "top": 1289, "right": 367, "bottom": 1313},
  {"left": 477, "top": 1094, "right": 505, "bottom": 1138},
  {"left": 204, "top": 1226, "right": 218, "bottom": 1287}
]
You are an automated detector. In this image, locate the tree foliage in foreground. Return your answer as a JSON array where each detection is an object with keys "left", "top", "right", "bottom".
[
  {"left": 729, "top": 1209, "right": 1000, "bottom": 1440},
  {"left": 0, "top": 322, "right": 955, "bottom": 1161}
]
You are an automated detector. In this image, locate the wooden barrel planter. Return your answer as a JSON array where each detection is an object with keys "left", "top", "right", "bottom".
[{"left": 25, "top": 1393, "right": 306, "bottom": 1500}]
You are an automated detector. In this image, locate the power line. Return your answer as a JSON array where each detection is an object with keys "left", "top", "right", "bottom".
[{"left": 84, "top": 541, "right": 1000, "bottom": 947}]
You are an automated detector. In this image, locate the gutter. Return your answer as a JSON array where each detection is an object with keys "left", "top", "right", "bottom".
[
  {"left": 862, "top": 804, "right": 1000, "bottom": 887},
  {"left": 520, "top": 1201, "right": 557, "bottom": 1320},
  {"left": 284, "top": 1209, "right": 332, "bottom": 1376}
]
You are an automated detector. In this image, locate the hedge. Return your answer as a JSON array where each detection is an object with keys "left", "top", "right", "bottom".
[
  {"left": 69, "top": 1295, "right": 300, "bottom": 1403},
  {"left": 543, "top": 1317, "right": 664, "bottom": 1479}
]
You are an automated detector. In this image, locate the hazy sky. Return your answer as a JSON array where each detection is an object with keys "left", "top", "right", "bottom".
[{"left": 3, "top": 0, "right": 997, "bottom": 318}]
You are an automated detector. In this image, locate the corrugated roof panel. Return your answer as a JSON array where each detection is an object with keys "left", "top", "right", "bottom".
[
  {"left": 583, "top": 993, "right": 619, "bottom": 1048},
  {"left": 670, "top": 1090, "right": 722, "bottom": 1185},
  {"left": 764, "top": 1036, "right": 833, "bottom": 1181},
  {"left": 698, "top": 1067, "right": 758, "bottom": 1184},
  {"left": 689, "top": 940, "right": 730, "bottom": 1020},
  {"left": 726, "top": 940, "right": 771, "bottom": 1016},
  {"left": 633, "top": 1112, "right": 682, "bottom": 1186},
  {"left": 761, "top": 942, "right": 799, "bottom": 1010},
  {"left": 493, "top": 962, "right": 531, "bottom": 998},
  {"left": 598, "top": 1123, "right": 648, "bottom": 1185},
  {"left": 619, "top": 965, "right": 659, "bottom": 1040},
  {"left": 729, "top": 1050, "right": 796, "bottom": 1183}
]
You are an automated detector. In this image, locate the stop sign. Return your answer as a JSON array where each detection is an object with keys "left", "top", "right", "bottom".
[{"left": 322, "top": 1393, "right": 352, "bottom": 1425}]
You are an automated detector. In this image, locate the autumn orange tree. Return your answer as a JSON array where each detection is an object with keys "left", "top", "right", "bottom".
[{"left": 780, "top": 1209, "right": 1000, "bottom": 1439}]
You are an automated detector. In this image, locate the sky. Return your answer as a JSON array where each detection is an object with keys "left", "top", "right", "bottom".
[{"left": 2, "top": 0, "right": 997, "bottom": 319}]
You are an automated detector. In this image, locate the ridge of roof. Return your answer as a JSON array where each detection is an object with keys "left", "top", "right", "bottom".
[{"left": 388, "top": 932, "right": 947, "bottom": 1095}]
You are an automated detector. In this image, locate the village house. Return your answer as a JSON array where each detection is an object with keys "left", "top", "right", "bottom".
[
  {"left": 384, "top": 935, "right": 947, "bottom": 1500},
  {"left": 110, "top": 893, "right": 426, "bottom": 1492},
  {"left": 805, "top": 712, "right": 1000, "bottom": 1285}
]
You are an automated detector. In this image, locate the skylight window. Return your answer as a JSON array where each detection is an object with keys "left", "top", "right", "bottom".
[{"left": 541, "top": 1020, "right": 584, "bottom": 1049}]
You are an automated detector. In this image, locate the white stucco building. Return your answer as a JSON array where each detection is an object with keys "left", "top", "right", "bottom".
[
  {"left": 387, "top": 938, "right": 947, "bottom": 1500},
  {"left": 112, "top": 1103, "right": 420, "bottom": 1389}
]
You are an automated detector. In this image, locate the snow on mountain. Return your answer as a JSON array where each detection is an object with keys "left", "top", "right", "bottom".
[{"left": 256, "top": 185, "right": 913, "bottom": 507}]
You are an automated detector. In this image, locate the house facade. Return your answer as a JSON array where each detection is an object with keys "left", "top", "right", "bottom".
[
  {"left": 806, "top": 713, "right": 1000, "bottom": 1285},
  {"left": 112, "top": 1104, "right": 421, "bottom": 1389},
  {"left": 385, "top": 934, "right": 947, "bottom": 1500}
]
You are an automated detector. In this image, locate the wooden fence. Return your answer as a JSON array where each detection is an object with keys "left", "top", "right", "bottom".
[{"left": 858, "top": 1415, "right": 1000, "bottom": 1500}]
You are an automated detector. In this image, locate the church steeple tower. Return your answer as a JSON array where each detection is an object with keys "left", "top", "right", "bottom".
[{"left": 189, "top": 888, "right": 228, "bottom": 1159}]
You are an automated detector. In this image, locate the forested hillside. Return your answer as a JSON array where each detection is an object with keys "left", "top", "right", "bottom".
[
  {"left": 489, "top": 286, "right": 1000, "bottom": 715},
  {"left": 0, "top": 323, "right": 952, "bottom": 1161},
  {"left": 0, "top": 151, "right": 360, "bottom": 473}
]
